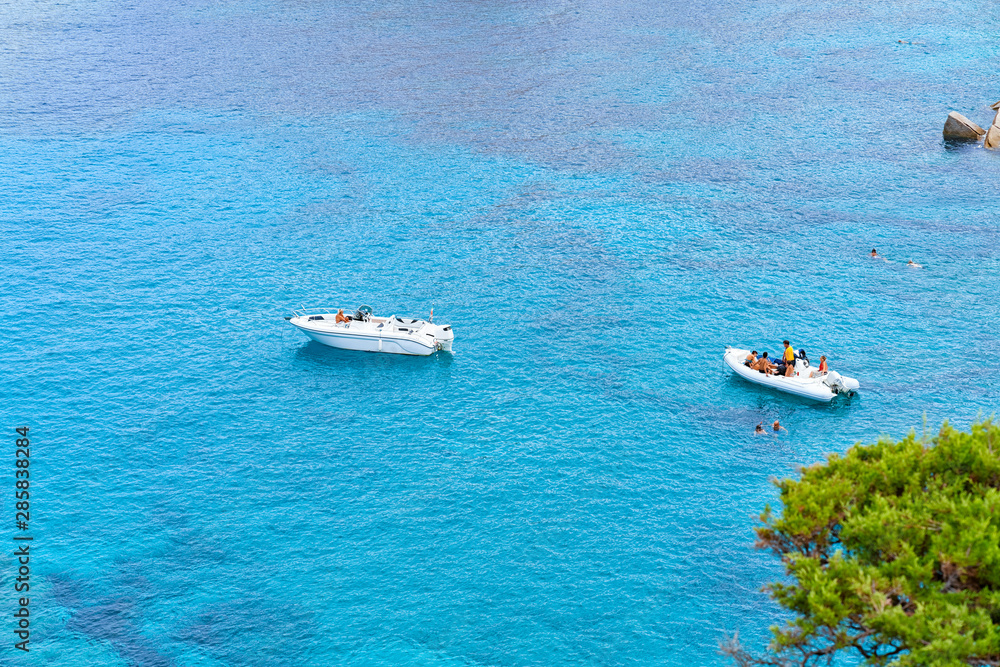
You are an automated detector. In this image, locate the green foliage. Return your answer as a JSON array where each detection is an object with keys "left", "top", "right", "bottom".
[{"left": 724, "top": 421, "right": 1000, "bottom": 667}]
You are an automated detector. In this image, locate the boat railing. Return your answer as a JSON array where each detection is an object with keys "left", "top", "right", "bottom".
[{"left": 291, "top": 306, "right": 338, "bottom": 318}]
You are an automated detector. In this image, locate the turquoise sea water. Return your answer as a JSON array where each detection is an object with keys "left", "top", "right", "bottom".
[{"left": 2, "top": 1, "right": 999, "bottom": 664}]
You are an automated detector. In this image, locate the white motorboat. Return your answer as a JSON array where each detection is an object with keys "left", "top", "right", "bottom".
[
  {"left": 288, "top": 305, "right": 454, "bottom": 356},
  {"left": 723, "top": 346, "right": 859, "bottom": 402}
]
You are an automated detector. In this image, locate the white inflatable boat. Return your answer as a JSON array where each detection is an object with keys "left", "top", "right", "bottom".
[
  {"left": 288, "top": 305, "right": 454, "bottom": 356},
  {"left": 723, "top": 346, "right": 859, "bottom": 402}
]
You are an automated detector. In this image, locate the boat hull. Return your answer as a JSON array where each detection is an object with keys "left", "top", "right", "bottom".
[
  {"left": 294, "top": 323, "right": 437, "bottom": 356},
  {"left": 723, "top": 347, "right": 852, "bottom": 402},
  {"left": 288, "top": 310, "right": 453, "bottom": 356}
]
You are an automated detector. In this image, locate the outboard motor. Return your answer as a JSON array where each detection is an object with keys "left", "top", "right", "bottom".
[
  {"left": 822, "top": 371, "right": 843, "bottom": 391},
  {"left": 430, "top": 324, "right": 454, "bottom": 352},
  {"left": 822, "top": 371, "right": 859, "bottom": 396}
]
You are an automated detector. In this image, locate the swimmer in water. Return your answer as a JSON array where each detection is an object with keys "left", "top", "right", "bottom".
[
  {"left": 773, "top": 420, "right": 787, "bottom": 433},
  {"left": 754, "top": 422, "right": 766, "bottom": 435},
  {"left": 871, "top": 248, "right": 879, "bottom": 258},
  {"left": 907, "top": 260, "right": 922, "bottom": 268}
]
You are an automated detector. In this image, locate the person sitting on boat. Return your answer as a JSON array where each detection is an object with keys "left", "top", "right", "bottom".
[
  {"left": 752, "top": 352, "right": 777, "bottom": 374},
  {"left": 810, "top": 355, "right": 828, "bottom": 377},
  {"left": 781, "top": 340, "right": 797, "bottom": 377},
  {"left": 335, "top": 308, "right": 350, "bottom": 324},
  {"left": 745, "top": 350, "right": 758, "bottom": 366}
]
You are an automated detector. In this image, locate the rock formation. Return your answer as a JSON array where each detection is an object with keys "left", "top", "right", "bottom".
[
  {"left": 943, "top": 111, "right": 986, "bottom": 141},
  {"left": 985, "top": 104, "right": 1000, "bottom": 150},
  {"left": 986, "top": 124, "right": 1000, "bottom": 150}
]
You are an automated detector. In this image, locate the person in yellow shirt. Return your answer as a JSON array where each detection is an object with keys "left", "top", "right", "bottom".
[{"left": 782, "top": 340, "right": 796, "bottom": 377}]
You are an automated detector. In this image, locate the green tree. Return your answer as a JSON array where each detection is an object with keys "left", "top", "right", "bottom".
[{"left": 724, "top": 421, "right": 1000, "bottom": 667}]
